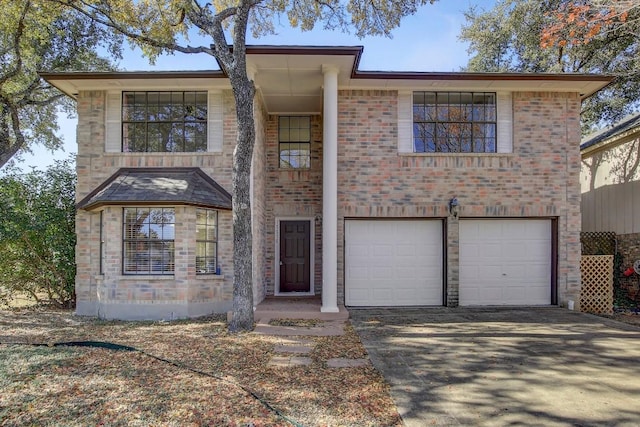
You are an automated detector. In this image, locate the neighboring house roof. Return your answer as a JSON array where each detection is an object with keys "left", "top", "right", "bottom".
[
  {"left": 40, "top": 45, "right": 613, "bottom": 115},
  {"left": 77, "top": 167, "right": 232, "bottom": 211},
  {"left": 581, "top": 112, "right": 640, "bottom": 155}
]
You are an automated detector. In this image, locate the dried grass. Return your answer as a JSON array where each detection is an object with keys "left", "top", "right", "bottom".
[{"left": 0, "top": 309, "right": 401, "bottom": 427}]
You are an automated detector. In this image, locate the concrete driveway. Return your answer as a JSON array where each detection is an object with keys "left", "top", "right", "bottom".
[{"left": 350, "top": 307, "right": 640, "bottom": 427}]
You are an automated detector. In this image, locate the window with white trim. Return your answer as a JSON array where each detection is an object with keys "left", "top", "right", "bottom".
[
  {"left": 123, "top": 207, "right": 175, "bottom": 275},
  {"left": 122, "top": 91, "right": 207, "bottom": 152},
  {"left": 413, "top": 91, "right": 497, "bottom": 153},
  {"left": 279, "top": 116, "right": 311, "bottom": 168},
  {"left": 196, "top": 209, "right": 218, "bottom": 274},
  {"left": 99, "top": 211, "right": 104, "bottom": 275}
]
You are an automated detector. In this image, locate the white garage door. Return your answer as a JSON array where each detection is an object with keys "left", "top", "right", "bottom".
[
  {"left": 459, "top": 219, "right": 552, "bottom": 306},
  {"left": 345, "top": 220, "right": 443, "bottom": 306}
]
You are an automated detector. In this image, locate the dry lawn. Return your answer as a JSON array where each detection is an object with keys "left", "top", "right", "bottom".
[
  {"left": 0, "top": 308, "right": 401, "bottom": 427},
  {"left": 608, "top": 310, "right": 640, "bottom": 327}
]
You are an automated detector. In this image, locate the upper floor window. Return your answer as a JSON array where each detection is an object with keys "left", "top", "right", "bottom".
[
  {"left": 122, "top": 91, "right": 207, "bottom": 152},
  {"left": 123, "top": 207, "right": 175, "bottom": 275},
  {"left": 279, "top": 116, "right": 311, "bottom": 168},
  {"left": 413, "top": 92, "right": 497, "bottom": 153}
]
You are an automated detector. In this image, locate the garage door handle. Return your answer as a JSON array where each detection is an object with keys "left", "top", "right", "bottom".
[{"left": 502, "top": 273, "right": 507, "bottom": 276}]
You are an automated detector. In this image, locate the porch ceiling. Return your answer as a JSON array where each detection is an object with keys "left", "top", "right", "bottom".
[{"left": 247, "top": 52, "right": 357, "bottom": 115}]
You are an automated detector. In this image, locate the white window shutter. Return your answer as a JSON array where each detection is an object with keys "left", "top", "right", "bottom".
[
  {"left": 105, "top": 92, "right": 122, "bottom": 152},
  {"left": 397, "top": 91, "right": 413, "bottom": 154},
  {"left": 208, "top": 91, "right": 224, "bottom": 152},
  {"left": 496, "top": 92, "right": 513, "bottom": 153}
]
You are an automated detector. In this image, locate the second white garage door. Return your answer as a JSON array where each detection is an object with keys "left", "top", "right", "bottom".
[
  {"left": 459, "top": 219, "right": 552, "bottom": 306},
  {"left": 345, "top": 220, "right": 443, "bottom": 306}
]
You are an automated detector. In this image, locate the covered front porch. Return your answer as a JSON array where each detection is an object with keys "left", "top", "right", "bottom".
[{"left": 249, "top": 48, "right": 347, "bottom": 313}]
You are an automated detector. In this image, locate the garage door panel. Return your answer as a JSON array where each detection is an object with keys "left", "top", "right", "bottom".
[
  {"left": 396, "top": 244, "right": 418, "bottom": 256},
  {"left": 371, "top": 288, "right": 392, "bottom": 300},
  {"left": 371, "top": 266, "right": 394, "bottom": 279},
  {"left": 526, "top": 264, "right": 550, "bottom": 278},
  {"left": 348, "top": 266, "right": 369, "bottom": 280},
  {"left": 503, "top": 221, "right": 524, "bottom": 235},
  {"left": 502, "top": 243, "right": 531, "bottom": 258},
  {"left": 395, "top": 289, "right": 416, "bottom": 304},
  {"left": 504, "top": 287, "right": 527, "bottom": 301},
  {"left": 347, "top": 253, "right": 366, "bottom": 263},
  {"left": 347, "top": 288, "right": 369, "bottom": 305},
  {"left": 345, "top": 220, "right": 443, "bottom": 306},
  {"left": 481, "top": 286, "right": 504, "bottom": 301},
  {"left": 348, "top": 244, "right": 370, "bottom": 257},
  {"left": 527, "top": 242, "right": 551, "bottom": 259},
  {"left": 459, "top": 243, "right": 480, "bottom": 259},
  {"left": 373, "top": 244, "right": 391, "bottom": 256},
  {"left": 460, "top": 219, "right": 552, "bottom": 306},
  {"left": 478, "top": 264, "right": 502, "bottom": 279},
  {"left": 395, "top": 267, "right": 415, "bottom": 279},
  {"left": 504, "top": 240, "right": 547, "bottom": 255},
  {"left": 460, "top": 267, "right": 479, "bottom": 281},
  {"left": 486, "top": 244, "right": 503, "bottom": 258},
  {"left": 395, "top": 255, "right": 417, "bottom": 267},
  {"left": 526, "top": 286, "right": 550, "bottom": 302},
  {"left": 463, "top": 242, "right": 502, "bottom": 259}
]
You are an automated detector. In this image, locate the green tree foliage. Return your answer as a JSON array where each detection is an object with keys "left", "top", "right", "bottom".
[
  {"left": 460, "top": 0, "right": 640, "bottom": 133},
  {"left": 0, "top": 158, "right": 77, "bottom": 308},
  {"left": 0, "top": 0, "right": 121, "bottom": 168},
  {"left": 57, "top": 0, "right": 436, "bottom": 331}
]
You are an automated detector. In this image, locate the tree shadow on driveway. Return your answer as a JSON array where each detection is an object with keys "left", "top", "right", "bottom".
[{"left": 350, "top": 307, "right": 640, "bottom": 427}]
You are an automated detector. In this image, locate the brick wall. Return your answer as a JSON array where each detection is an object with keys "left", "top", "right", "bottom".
[
  {"left": 74, "top": 90, "right": 236, "bottom": 319},
  {"left": 336, "top": 89, "right": 582, "bottom": 307},
  {"left": 75, "top": 86, "right": 584, "bottom": 314},
  {"left": 263, "top": 115, "right": 323, "bottom": 295},
  {"left": 252, "top": 94, "right": 268, "bottom": 304}
]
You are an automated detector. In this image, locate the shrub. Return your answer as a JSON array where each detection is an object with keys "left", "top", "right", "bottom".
[{"left": 0, "top": 158, "right": 76, "bottom": 308}]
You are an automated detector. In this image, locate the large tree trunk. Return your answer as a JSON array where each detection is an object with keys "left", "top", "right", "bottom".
[
  {"left": 0, "top": 105, "right": 25, "bottom": 169},
  {"left": 210, "top": 0, "right": 258, "bottom": 333},
  {"left": 228, "top": 72, "right": 256, "bottom": 333}
]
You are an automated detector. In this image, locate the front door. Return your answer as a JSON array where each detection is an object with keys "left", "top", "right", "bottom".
[{"left": 280, "top": 220, "right": 311, "bottom": 293}]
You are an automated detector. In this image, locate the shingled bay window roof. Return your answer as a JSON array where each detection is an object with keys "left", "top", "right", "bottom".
[{"left": 77, "top": 167, "right": 232, "bottom": 211}]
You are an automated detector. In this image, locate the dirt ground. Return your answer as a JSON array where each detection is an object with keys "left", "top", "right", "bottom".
[
  {"left": 608, "top": 310, "right": 640, "bottom": 327},
  {"left": 0, "top": 308, "right": 400, "bottom": 427}
]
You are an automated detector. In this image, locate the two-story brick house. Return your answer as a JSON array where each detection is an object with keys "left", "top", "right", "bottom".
[{"left": 41, "top": 45, "right": 611, "bottom": 320}]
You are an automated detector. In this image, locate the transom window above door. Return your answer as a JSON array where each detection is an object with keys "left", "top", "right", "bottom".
[
  {"left": 413, "top": 91, "right": 497, "bottom": 153},
  {"left": 122, "top": 91, "right": 208, "bottom": 152},
  {"left": 279, "top": 116, "right": 311, "bottom": 169}
]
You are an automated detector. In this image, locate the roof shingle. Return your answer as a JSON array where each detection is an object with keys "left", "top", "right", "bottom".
[{"left": 77, "top": 168, "right": 232, "bottom": 211}]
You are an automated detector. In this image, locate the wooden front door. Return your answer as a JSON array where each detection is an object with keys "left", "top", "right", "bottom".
[{"left": 280, "top": 220, "right": 311, "bottom": 293}]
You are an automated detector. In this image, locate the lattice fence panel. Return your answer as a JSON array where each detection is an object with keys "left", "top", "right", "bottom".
[
  {"left": 580, "top": 232, "right": 616, "bottom": 255},
  {"left": 580, "top": 255, "right": 614, "bottom": 314}
]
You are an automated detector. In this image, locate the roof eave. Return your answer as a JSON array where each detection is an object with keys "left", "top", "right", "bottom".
[
  {"left": 581, "top": 126, "right": 640, "bottom": 157},
  {"left": 39, "top": 70, "right": 228, "bottom": 98},
  {"left": 351, "top": 71, "right": 613, "bottom": 99},
  {"left": 80, "top": 200, "right": 233, "bottom": 212}
]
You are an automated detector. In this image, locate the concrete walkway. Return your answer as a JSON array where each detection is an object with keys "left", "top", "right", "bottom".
[
  {"left": 350, "top": 307, "right": 640, "bottom": 427},
  {"left": 252, "top": 301, "right": 368, "bottom": 368}
]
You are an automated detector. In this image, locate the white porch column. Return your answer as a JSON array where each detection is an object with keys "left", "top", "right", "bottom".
[{"left": 321, "top": 65, "right": 339, "bottom": 313}]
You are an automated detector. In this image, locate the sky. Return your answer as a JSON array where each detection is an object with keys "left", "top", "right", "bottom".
[{"left": 17, "top": 0, "right": 497, "bottom": 171}]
